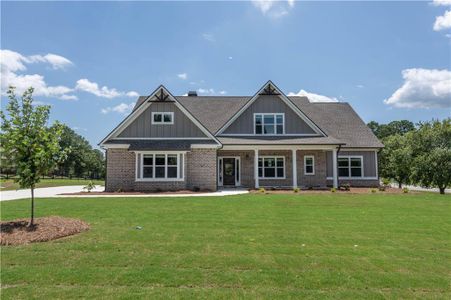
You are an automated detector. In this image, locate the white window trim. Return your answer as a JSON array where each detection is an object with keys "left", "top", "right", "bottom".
[
  {"left": 304, "top": 155, "right": 315, "bottom": 175},
  {"left": 135, "top": 151, "right": 185, "bottom": 182},
  {"left": 151, "top": 112, "right": 174, "bottom": 125},
  {"left": 258, "top": 156, "right": 286, "bottom": 179},
  {"left": 337, "top": 155, "right": 364, "bottom": 179},
  {"left": 217, "top": 156, "right": 241, "bottom": 187},
  {"left": 253, "top": 113, "right": 285, "bottom": 135}
]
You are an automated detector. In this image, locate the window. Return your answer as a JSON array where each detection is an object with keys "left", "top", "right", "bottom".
[
  {"left": 258, "top": 157, "right": 285, "bottom": 179},
  {"left": 304, "top": 155, "right": 315, "bottom": 175},
  {"left": 254, "top": 113, "right": 284, "bottom": 135},
  {"left": 139, "top": 153, "right": 183, "bottom": 180},
  {"left": 151, "top": 112, "right": 174, "bottom": 124},
  {"left": 338, "top": 156, "right": 363, "bottom": 178}
]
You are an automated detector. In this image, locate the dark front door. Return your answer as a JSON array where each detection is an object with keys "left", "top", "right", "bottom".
[{"left": 223, "top": 158, "right": 236, "bottom": 186}]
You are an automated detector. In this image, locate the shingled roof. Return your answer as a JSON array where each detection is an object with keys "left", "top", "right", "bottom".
[{"left": 130, "top": 95, "right": 383, "bottom": 148}]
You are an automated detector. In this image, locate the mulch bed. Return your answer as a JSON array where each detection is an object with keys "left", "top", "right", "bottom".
[
  {"left": 0, "top": 216, "right": 89, "bottom": 246},
  {"left": 62, "top": 189, "right": 211, "bottom": 196},
  {"left": 250, "top": 187, "right": 418, "bottom": 194}
]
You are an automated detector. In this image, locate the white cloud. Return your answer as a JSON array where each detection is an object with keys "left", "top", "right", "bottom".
[
  {"left": 219, "top": 90, "right": 227, "bottom": 95},
  {"left": 177, "top": 73, "right": 188, "bottom": 80},
  {"left": 356, "top": 84, "right": 365, "bottom": 88},
  {"left": 198, "top": 88, "right": 215, "bottom": 94},
  {"left": 75, "top": 78, "right": 137, "bottom": 99},
  {"left": 101, "top": 102, "right": 135, "bottom": 115},
  {"left": 202, "top": 33, "right": 215, "bottom": 42},
  {"left": 126, "top": 91, "right": 139, "bottom": 97},
  {"left": 228, "top": 56, "right": 233, "bottom": 60},
  {"left": 288, "top": 89, "right": 339, "bottom": 102},
  {"left": 434, "top": 10, "right": 451, "bottom": 31},
  {"left": 433, "top": 0, "right": 451, "bottom": 6},
  {"left": 384, "top": 68, "right": 451, "bottom": 109},
  {"left": 0, "top": 49, "right": 76, "bottom": 100},
  {"left": 28, "top": 53, "right": 73, "bottom": 70},
  {"left": 252, "top": 0, "right": 295, "bottom": 18}
]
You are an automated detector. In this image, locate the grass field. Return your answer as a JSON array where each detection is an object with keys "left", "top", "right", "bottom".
[
  {"left": 1, "top": 193, "right": 450, "bottom": 299},
  {"left": 0, "top": 178, "right": 104, "bottom": 191}
]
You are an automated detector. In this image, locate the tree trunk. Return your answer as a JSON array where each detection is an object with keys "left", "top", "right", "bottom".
[
  {"left": 398, "top": 182, "right": 402, "bottom": 189},
  {"left": 439, "top": 187, "right": 445, "bottom": 194},
  {"left": 29, "top": 186, "right": 35, "bottom": 227}
]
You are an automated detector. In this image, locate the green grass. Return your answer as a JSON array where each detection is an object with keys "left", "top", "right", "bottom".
[
  {"left": 1, "top": 193, "right": 450, "bottom": 299},
  {"left": 0, "top": 178, "right": 104, "bottom": 191}
]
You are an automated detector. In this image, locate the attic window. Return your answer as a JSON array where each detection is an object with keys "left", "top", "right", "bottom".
[
  {"left": 152, "top": 112, "right": 174, "bottom": 124},
  {"left": 254, "top": 113, "right": 284, "bottom": 135}
]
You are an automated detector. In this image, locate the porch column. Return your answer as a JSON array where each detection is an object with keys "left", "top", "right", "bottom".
[
  {"left": 254, "top": 149, "right": 259, "bottom": 189},
  {"left": 292, "top": 149, "right": 297, "bottom": 189},
  {"left": 332, "top": 148, "right": 338, "bottom": 188}
]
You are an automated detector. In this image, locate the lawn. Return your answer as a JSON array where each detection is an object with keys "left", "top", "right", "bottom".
[
  {"left": 1, "top": 193, "right": 450, "bottom": 299},
  {"left": 0, "top": 178, "right": 104, "bottom": 191}
]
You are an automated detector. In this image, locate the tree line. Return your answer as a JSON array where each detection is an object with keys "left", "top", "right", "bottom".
[
  {"left": 1, "top": 89, "right": 105, "bottom": 180},
  {"left": 368, "top": 119, "right": 450, "bottom": 194}
]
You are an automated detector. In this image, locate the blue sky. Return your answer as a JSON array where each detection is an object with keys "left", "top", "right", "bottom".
[{"left": 1, "top": 1, "right": 450, "bottom": 147}]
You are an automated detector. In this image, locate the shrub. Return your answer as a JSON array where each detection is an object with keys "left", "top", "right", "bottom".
[
  {"left": 370, "top": 188, "right": 377, "bottom": 193},
  {"left": 341, "top": 183, "right": 351, "bottom": 191},
  {"left": 115, "top": 188, "right": 123, "bottom": 193},
  {"left": 382, "top": 178, "right": 391, "bottom": 187},
  {"left": 293, "top": 187, "right": 300, "bottom": 193},
  {"left": 330, "top": 188, "right": 336, "bottom": 193},
  {"left": 402, "top": 187, "right": 409, "bottom": 193},
  {"left": 83, "top": 181, "right": 95, "bottom": 192},
  {"left": 258, "top": 187, "right": 266, "bottom": 193},
  {"left": 378, "top": 185, "right": 386, "bottom": 192},
  {"left": 192, "top": 186, "right": 200, "bottom": 192}
]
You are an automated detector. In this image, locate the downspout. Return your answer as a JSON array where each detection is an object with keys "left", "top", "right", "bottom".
[
  {"left": 336, "top": 145, "right": 341, "bottom": 188},
  {"left": 104, "top": 148, "right": 107, "bottom": 192}
]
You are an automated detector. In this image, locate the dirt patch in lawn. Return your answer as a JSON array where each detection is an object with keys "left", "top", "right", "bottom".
[
  {"left": 62, "top": 189, "right": 211, "bottom": 196},
  {"left": 251, "top": 187, "right": 418, "bottom": 194},
  {"left": 0, "top": 216, "right": 89, "bottom": 246}
]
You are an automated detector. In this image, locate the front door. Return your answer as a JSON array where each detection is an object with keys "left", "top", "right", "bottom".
[{"left": 223, "top": 158, "right": 236, "bottom": 186}]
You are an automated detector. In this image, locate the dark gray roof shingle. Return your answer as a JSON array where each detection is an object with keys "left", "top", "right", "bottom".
[{"left": 130, "top": 95, "right": 383, "bottom": 148}]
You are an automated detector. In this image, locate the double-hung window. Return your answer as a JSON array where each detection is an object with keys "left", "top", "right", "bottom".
[
  {"left": 151, "top": 112, "right": 174, "bottom": 124},
  {"left": 139, "top": 153, "right": 184, "bottom": 180},
  {"left": 258, "top": 157, "right": 285, "bottom": 179},
  {"left": 304, "top": 155, "right": 315, "bottom": 175},
  {"left": 338, "top": 156, "right": 363, "bottom": 178},
  {"left": 254, "top": 113, "right": 284, "bottom": 135}
]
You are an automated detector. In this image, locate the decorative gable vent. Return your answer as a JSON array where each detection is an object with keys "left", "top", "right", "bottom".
[
  {"left": 152, "top": 88, "right": 170, "bottom": 101},
  {"left": 259, "top": 83, "right": 280, "bottom": 95}
]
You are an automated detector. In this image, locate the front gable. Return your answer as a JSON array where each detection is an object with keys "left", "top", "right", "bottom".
[
  {"left": 99, "top": 86, "right": 220, "bottom": 146},
  {"left": 117, "top": 102, "right": 207, "bottom": 138},
  {"left": 222, "top": 94, "right": 317, "bottom": 135},
  {"left": 217, "top": 81, "right": 325, "bottom": 136}
]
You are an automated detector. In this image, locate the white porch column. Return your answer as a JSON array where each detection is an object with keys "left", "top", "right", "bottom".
[
  {"left": 332, "top": 148, "right": 338, "bottom": 188},
  {"left": 254, "top": 149, "right": 259, "bottom": 189},
  {"left": 292, "top": 149, "right": 297, "bottom": 188}
]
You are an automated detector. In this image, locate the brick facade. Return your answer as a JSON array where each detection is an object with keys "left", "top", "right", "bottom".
[
  {"left": 187, "top": 149, "right": 217, "bottom": 191},
  {"left": 106, "top": 148, "right": 378, "bottom": 191},
  {"left": 297, "top": 150, "right": 327, "bottom": 188},
  {"left": 106, "top": 148, "right": 217, "bottom": 192}
]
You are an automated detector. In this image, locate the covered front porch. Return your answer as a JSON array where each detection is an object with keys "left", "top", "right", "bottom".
[{"left": 217, "top": 145, "right": 340, "bottom": 189}]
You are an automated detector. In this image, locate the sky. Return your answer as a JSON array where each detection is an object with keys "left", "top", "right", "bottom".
[{"left": 1, "top": 0, "right": 450, "bottom": 148}]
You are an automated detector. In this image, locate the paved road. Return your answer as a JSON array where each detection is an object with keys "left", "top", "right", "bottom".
[{"left": 0, "top": 185, "right": 105, "bottom": 201}]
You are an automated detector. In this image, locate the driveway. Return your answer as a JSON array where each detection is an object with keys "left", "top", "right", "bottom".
[
  {"left": 0, "top": 185, "right": 105, "bottom": 201},
  {"left": 0, "top": 186, "right": 249, "bottom": 201}
]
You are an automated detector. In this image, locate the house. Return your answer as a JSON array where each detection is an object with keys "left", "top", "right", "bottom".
[{"left": 99, "top": 81, "right": 383, "bottom": 192}]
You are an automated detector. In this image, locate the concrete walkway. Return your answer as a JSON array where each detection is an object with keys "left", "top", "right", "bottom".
[{"left": 0, "top": 186, "right": 248, "bottom": 201}]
